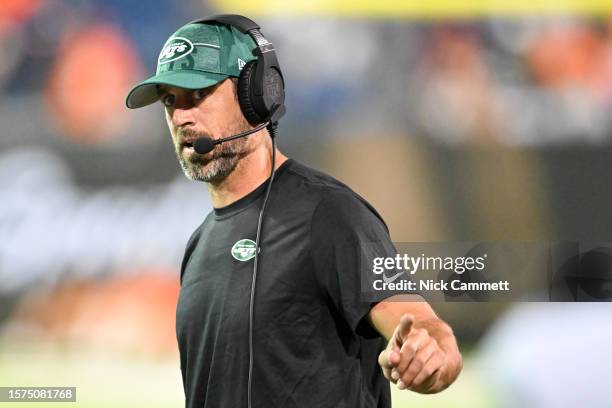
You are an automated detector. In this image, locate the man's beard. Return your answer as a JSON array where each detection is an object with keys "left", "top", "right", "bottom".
[{"left": 175, "top": 124, "right": 251, "bottom": 184}]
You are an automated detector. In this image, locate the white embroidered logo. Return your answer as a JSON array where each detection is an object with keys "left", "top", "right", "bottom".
[{"left": 158, "top": 37, "right": 194, "bottom": 64}]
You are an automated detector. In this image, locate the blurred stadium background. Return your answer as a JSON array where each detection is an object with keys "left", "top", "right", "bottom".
[{"left": 1, "top": 0, "right": 612, "bottom": 407}]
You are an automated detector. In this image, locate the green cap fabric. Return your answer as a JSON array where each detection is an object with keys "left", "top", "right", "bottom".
[{"left": 126, "top": 22, "right": 257, "bottom": 109}]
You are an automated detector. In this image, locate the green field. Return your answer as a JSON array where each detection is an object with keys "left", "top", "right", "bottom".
[{"left": 0, "top": 340, "right": 495, "bottom": 408}]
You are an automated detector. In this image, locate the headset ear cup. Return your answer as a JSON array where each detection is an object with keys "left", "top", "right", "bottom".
[{"left": 237, "top": 60, "right": 265, "bottom": 125}]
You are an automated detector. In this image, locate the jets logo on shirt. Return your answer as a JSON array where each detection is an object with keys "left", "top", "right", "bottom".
[
  {"left": 158, "top": 37, "right": 194, "bottom": 64},
  {"left": 231, "top": 239, "right": 257, "bottom": 261}
]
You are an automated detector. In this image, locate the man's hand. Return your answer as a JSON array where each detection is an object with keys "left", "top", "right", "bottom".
[{"left": 377, "top": 313, "right": 458, "bottom": 394}]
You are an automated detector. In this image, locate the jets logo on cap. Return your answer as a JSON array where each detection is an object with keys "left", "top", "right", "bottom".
[
  {"left": 158, "top": 37, "right": 194, "bottom": 64},
  {"left": 231, "top": 239, "right": 257, "bottom": 262}
]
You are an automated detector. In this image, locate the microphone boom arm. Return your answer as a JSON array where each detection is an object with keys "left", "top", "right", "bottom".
[
  {"left": 212, "top": 121, "right": 269, "bottom": 146},
  {"left": 193, "top": 121, "right": 270, "bottom": 154}
]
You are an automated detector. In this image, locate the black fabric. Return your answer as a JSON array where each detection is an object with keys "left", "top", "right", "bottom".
[{"left": 176, "top": 159, "right": 395, "bottom": 408}]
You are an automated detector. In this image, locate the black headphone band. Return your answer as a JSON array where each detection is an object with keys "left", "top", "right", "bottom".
[{"left": 189, "top": 14, "right": 259, "bottom": 34}]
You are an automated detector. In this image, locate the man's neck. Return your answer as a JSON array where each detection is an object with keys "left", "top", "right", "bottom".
[{"left": 207, "top": 144, "right": 288, "bottom": 209}]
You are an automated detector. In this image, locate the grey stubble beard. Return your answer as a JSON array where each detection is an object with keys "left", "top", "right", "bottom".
[{"left": 174, "top": 125, "right": 251, "bottom": 184}]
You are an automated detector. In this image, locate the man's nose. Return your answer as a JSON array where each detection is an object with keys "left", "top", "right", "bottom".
[{"left": 171, "top": 106, "right": 196, "bottom": 128}]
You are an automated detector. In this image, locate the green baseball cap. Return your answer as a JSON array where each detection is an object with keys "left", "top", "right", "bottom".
[{"left": 125, "top": 21, "right": 257, "bottom": 109}]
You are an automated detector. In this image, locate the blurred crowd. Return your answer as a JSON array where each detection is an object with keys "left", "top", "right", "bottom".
[
  {"left": 1, "top": 1, "right": 611, "bottom": 146},
  {"left": 409, "top": 19, "right": 612, "bottom": 146}
]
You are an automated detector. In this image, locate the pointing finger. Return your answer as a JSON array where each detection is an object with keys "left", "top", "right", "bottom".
[{"left": 394, "top": 314, "right": 414, "bottom": 346}]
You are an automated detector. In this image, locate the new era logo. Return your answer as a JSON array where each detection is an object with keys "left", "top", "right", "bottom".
[{"left": 237, "top": 58, "right": 246, "bottom": 70}]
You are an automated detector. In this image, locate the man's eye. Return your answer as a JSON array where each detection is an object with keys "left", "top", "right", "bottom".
[
  {"left": 161, "top": 94, "right": 175, "bottom": 107},
  {"left": 193, "top": 89, "right": 207, "bottom": 100}
]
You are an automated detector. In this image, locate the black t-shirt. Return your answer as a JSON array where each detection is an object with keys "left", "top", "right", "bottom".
[{"left": 176, "top": 159, "right": 396, "bottom": 408}]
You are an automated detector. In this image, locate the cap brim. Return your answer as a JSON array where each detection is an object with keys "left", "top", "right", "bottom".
[{"left": 125, "top": 71, "right": 230, "bottom": 109}]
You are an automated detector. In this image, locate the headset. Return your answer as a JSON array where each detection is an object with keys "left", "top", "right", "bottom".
[
  {"left": 189, "top": 14, "right": 286, "bottom": 126},
  {"left": 188, "top": 15, "right": 285, "bottom": 408}
]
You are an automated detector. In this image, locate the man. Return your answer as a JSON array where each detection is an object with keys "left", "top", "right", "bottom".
[{"left": 126, "top": 16, "right": 462, "bottom": 408}]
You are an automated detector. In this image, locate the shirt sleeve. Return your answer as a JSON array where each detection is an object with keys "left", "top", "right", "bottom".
[{"left": 310, "top": 190, "right": 398, "bottom": 339}]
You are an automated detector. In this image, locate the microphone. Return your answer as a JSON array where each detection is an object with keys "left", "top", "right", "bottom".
[{"left": 193, "top": 122, "right": 269, "bottom": 154}]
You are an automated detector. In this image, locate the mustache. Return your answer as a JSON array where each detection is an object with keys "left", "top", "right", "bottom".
[{"left": 177, "top": 128, "right": 210, "bottom": 140}]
